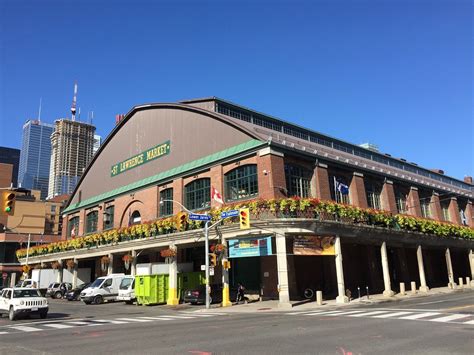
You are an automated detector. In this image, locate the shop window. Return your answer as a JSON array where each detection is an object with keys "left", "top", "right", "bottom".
[
  {"left": 130, "top": 210, "right": 141, "bottom": 225},
  {"left": 86, "top": 211, "right": 98, "bottom": 234},
  {"left": 103, "top": 205, "right": 114, "bottom": 230},
  {"left": 284, "top": 164, "right": 312, "bottom": 198},
  {"left": 159, "top": 188, "right": 174, "bottom": 217},
  {"left": 185, "top": 178, "right": 211, "bottom": 210},
  {"left": 224, "top": 165, "right": 258, "bottom": 202},
  {"left": 68, "top": 216, "right": 79, "bottom": 238}
]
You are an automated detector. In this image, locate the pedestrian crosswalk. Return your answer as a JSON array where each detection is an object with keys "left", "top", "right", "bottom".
[
  {"left": 286, "top": 308, "right": 474, "bottom": 325},
  {"left": 0, "top": 312, "right": 227, "bottom": 336}
]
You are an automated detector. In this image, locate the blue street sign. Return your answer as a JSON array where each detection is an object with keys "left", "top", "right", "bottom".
[
  {"left": 221, "top": 209, "right": 239, "bottom": 218},
  {"left": 189, "top": 213, "right": 211, "bottom": 221}
]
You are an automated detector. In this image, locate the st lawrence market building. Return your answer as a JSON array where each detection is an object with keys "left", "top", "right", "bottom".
[{"left": 18, "top": 97, "right": 474, "bottom": 307}]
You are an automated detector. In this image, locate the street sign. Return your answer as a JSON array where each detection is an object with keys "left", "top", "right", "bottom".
[
  {"left": 209, "top": 267, "right": 214, "bottom": 276},
  {"left": 188, "top": 213, "right": 211, "bottom": 221},
  {"left": 201, "top": 265, "right": 206, "bottom": 271},
  {"left": 2, "top": 272, "right": 7, "bottom": 280},
  {"left": 220, "top": 209, "right": 239, "bottom": 219}
]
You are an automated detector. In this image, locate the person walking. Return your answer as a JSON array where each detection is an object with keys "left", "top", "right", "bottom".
[{"left": 236, "top": 282, "right": 245, "bottom": 304}]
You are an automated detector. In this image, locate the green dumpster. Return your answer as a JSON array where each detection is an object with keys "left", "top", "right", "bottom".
[
  {"left": 135, "top": 274, "right": 169, "bottom": 305},
  {"left": 178, "top": 272, "right": 205, "bottom": 301}
]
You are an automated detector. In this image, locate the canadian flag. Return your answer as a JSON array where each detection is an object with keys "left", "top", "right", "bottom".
[{"left": 211, "top": 186, "right": 224, "bottom": 204}]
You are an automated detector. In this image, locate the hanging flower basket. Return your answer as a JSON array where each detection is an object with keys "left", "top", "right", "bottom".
[
  {"left": 66, "top": 259, "right": 76, "bottom": 270},
  {"left": 160, "top": 248, "right": 177, "bottom": 258},
  {"left": 100, "top": 256, "right": 111, "bottom": 272},
  {"left": 122, "top": 254, "right": 134, "bottom": 270},
  {"left": 210, "top": 243, "right": 226, "bottom": 255},
  {"left": 22, "top": 265, "right": 31, "bottom": 274},
  {"left": 51, "top": 261, "right": 61, "bottom": 269}
]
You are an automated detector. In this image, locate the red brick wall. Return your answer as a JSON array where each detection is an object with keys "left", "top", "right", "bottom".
[
  {"left": 430, "top": 193, "right": 443, "bottom": 221},
  {"left": 349, "top": 173, "right": 368, "bottom": 208},
  {"left": 313, "top": 164, "right": 331, "bottom": 200},
  {"left": 256, "top": 150, "right": 286, "bottom": 199},
  {"left": 465, "top": 201, "right": 473, "bottom": 227},
  {"left": 407, "top": 187, "right": 422, "bottom": 217},
  {"left": 448, "top": 197, "right": 461, "bottom": 225},
  {"left": 381, "top": 180, "right": 397, "bottom": 213}
]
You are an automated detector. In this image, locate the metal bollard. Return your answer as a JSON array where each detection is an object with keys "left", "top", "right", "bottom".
[
  {"left": 458, "top": 278, "right": 463, "bottom": 288},
  {"left": 466, "top": 277, "right": 471, "bottom": 287},
  {"left": 410, "top": 281, "right": 417, "bottom": 294},
  {"left": 399, "top": 282, "right": 406, "bottom": 296},
  {"left": 366, "top": 286, "right": 370, "bottom": 300},
  {"left": 316, "top": 291, "right": 323, "bottom": 306}
]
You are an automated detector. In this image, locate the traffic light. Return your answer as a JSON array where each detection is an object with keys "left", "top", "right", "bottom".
[
  {"left": 209, "top": 253, "right": 217, "bottom": 267},
  {"left": 239, "top": 208, "right": 250, "bottom": 229},
  {"left": 222, "top": 260, "right": 231, "bottom": 270},
  {"left": 175, "top": 211, "right": 188, "bottom": 231},
  {"left": 1, "top": 191, "right": 15, "bottom": 216}
]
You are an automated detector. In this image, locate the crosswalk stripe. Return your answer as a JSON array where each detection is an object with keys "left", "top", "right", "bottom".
[
  {"left": 325, "top": 310, "right": 365, "bottom": 316},
  {"left": 155, "top": 315, "right": 195, "bottom": 319},
  {"left": 429, "top": 314, "right": 471, "bottom": 323},
  {"left": 398, "top": 312, "right": 440, "bottom": 320},
  {"left": 44, "top": 324, "right": 75, "bottom": 329},
  {"left": 92, "top": 319, "right": 129, "bottom": 324},
  {"left": 184, "top": 314, "right": 216, "bottom": 317},
  {"left": 115, "top": 317, "right": 153, "bottom": 322},
  {"left": 136, "top": 317, "right": 172, "bottom": 321},
  {"left": 305, "top": 310, "right": 345, "bottom": 316},
  {"left": 372, "top": 311, "right": 412, "bottom": 319},
  {"left": 10, "top": 325, "right": 41, "bottom": 332},
  {"left": 463, "top": 320, "right": 474, "bottom": 325},
  {"left": 0, "top": 331, "right": 9, "bottom": 335},
  {"left": 67, "top": 321, "right": 98, "bottom": 326},
  {"left": 349, "top": 311, "right": 389, "bottom": 317}
]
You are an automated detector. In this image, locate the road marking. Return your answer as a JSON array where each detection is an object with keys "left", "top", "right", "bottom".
[
  {"left": 10, "top": 325, "right": 41, "bottom": 332},
  {"left": 67, "top": 321, "right": 98, "bottom": 326},
  {"left": 137, "top": 317, "right": 172, "bottom": 321},
  {"left": 182, "top": 313, "right": 216, "bottom": 317},
  {"left": 115, "top": 317, "right": 153, "bottom": 322},
  {"left": 155, "top": 315, "right": 195, "bottom": 319},
  {"left": 416, "top": 300, "right": 449, "bottom": 305},
  {"left": 326, "top": 310, "right": 366, "bottom": 316},
  {"left": 349, "top": 311, "right": 390, "bottom": 317},
  {"left": 0, "top": 331, "right": 9, "bottom": 335},
  {"left": 463, "top": 320, "right": 474, "bottom": 325},
  {"left": 305, "top": 310, "right": 346, "bottom": 316},
  {"left": 398, "top": 312, "right": 441, "bottom": 320},
  {"left": 441, "top": 305, "right": 474, "bottom": 312},
  {"left": 44, "top": 323, "right": 75, "bottom": 329},
  {"left": 372, "top": 311, "right": 412, "bottom": 319},
  {"left": 92, "top": 319, "right": 129, "bottom": 324},
  {"left": 429, "top": 314, "right": 471, "bottom": 323}
]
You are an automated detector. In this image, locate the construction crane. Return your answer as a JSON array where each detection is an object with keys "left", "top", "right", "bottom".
[{"left": 71, "top": 82, "right": 78, "bottom": 121}]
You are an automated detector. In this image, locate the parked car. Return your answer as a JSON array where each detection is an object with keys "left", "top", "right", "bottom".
[
  {"left": 46, "top": 282, "right": 72, "bottom": 299},
  {"left": 0, "top": 287, "right": 48, "bottom": 320},
  {"left": 65, "top": 283, "right": 91, "bottom": 301},
  {"left": 117, "top": 276, "right": 136, "bottom": 304},
  {"left": 183, "top": 285, "right": 239, "bottom": 305},
  {"left": 81, "top": 274, "right": 126, "bottom": 305}
]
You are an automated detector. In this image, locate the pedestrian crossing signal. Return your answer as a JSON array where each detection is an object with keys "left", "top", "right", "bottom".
[{"left": 239, "top": 208, "right": 250, "bottom": 229}]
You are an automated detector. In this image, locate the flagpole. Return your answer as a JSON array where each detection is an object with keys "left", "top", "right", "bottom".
[{"left": 333, "top": 176, "right": 338, "bottom": 203}]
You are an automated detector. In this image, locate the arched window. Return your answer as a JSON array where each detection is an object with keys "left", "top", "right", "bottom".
[
  {"left": 103, "top": 205, "right": 115, "bottom": 230},
  {"left": 159, "top": 188, "right": 174, "bottom": 217},
  {"left": 68, "top": 216, "right": 79, "bottom": 238},
  {"left": 129, "top": 210, "right": 141, "bottom": 226},
  {"left": 185, "top": 178, "right": 210, "bottom": 210},
  {"left": 284, "top": 164, "right": 312, "bottom": 198},
  {"left": 86, "top": 211, "right": 98, "bottom": 234},
  {"left": 224, "top": 165, "right": 258, "bottom": 202}
]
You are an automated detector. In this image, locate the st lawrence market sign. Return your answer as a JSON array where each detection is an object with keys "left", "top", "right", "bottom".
[{"left": 111, "top": 141, "right": 171, "bottom": 176}]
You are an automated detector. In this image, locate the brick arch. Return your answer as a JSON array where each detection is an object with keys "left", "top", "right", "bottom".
[{"left": 119, "top": 199, "right": 145, "bottom": 228}]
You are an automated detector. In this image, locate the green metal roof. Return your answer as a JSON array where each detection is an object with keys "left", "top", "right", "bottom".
[{"left": 63, "top": 139, "right": 266, "bottom": 214}]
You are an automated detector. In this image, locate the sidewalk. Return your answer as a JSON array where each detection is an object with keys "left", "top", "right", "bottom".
[{"left": 193, "top": 285, "right": 473, "bottom": 314}]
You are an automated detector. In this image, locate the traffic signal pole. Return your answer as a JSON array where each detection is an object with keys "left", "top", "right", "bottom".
[{"left": 204, "top": 220, "right": 210, "bottom": 309}]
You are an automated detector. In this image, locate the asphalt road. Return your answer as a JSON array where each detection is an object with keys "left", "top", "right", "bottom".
[{"left": 0, "top": 289, "right": 472, "bottom": 355}]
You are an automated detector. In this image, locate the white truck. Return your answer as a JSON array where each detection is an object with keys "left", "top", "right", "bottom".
[
  {"left": 18, "top": 269, "right": 59, "bottom": 290},
  {"left": 0, "top": 287, "right": 49, "bottom": 321},
  {"left": 117, "top": 276, "right": 136, "bottom": 304},
  {"left": 80, "top": 273, "right": 126, "bottom": 305}
]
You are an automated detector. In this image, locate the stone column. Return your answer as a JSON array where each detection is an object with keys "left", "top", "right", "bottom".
[
  {"left": 381, "top": 180, "right": 397, "bottom": 213},
  {"left": 335, "top": 236, "right": 349, "bottom": 303},
  {"left": 448, "top": 197, "right": 462, "bottom": 225},
  {"left": 107, "top": 253, "right": 114, "bottom": 275},
  {"left": 131, "top": 250, "right": 137, "bottom": 277},
  {"left": 221, "top": 237, "right": 232, "bottom": 307},
  {"left": 312, "top": 163, "right": 331, "bottom": 200},
  {"left": 380, "top": 242, "right": 395, "bottom": 297},
  {"left": 275, "top": 234, "right": 291, "bottom": 307},
  {"left": 445, "top": 248, "right": 455, "bottom": 288},
  {"left": 430, "top": 192, "right": 443, "bottom": 221},
  {"left": 469, "top": 249, "right": 474, "bottom": 286},
  {"left": 349, "top": 172, "right": 368, "bottom": 208},
  {"left": 72, "top": 259, "right": 78, "bottom": 289},
  {"left": 417, "top": 246, "right": 429, "bottom": 292},
  {"left": 407, "top": 187, "right": 422, "bottom": 217},
  {"left": 167, "top": 246, "right": 179, "bottom": 305}
]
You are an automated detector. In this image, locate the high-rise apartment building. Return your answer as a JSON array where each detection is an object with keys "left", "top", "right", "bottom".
[
  {"left": 93, "top": 134, "right": 102, "bottom": 155},
  {"left": 18, "top": 120, "right": 54, "bottom": 199},
  {"left": 48, "top": 119, "right": 96, "bottom": 198}
]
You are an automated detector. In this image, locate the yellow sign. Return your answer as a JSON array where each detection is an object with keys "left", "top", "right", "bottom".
[
  {"left": 111, "top": 141, "right": 170, "bottom": 176},
  {"left": 293, "top": 236, "right": 335, "bottom": 256}
]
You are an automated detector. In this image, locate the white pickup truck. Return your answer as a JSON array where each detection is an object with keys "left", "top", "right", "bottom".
[{"left": 0, "top": 288, "right": 49, "bottom": 320}]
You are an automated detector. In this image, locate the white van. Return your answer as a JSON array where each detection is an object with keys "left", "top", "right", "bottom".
[
  {"left": 80, "top": 274, "right": 125, "bottom": 305},
  {"left": 117, "top": 276, "right": 136, "bottom": 304}
]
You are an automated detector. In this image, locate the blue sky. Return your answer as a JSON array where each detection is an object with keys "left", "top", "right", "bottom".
[{"left": 0, "top": 0, "right": 472, "bottom": 181}]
